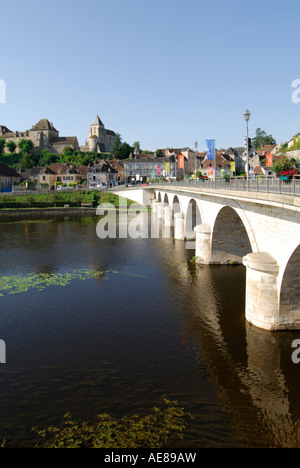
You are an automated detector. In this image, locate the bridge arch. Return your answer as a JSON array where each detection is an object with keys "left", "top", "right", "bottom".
[
  {"left": 279, "top": 245, "right": 300, "bottom": 326},
  {"left": 185, "top": 198, "right": 203, "bottom": 239},
  {"left": 163, "top": 193, "right": 169, "bottom": 205},
  {"left": 212, "top": 206, "right": 253, "bottom": 263},
  {"left": 172, "top": 195, "right": 182, "bottom": 217}
]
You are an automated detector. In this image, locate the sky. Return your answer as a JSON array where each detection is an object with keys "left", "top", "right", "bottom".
[{"left": 1, "top": 0, "right": 300, "bottom": 152}]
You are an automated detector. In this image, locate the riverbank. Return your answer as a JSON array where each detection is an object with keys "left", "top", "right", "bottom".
[
  {"left": 0, "top": 191, "right": 126, "bottom": 209},
  {"left": 0, "top": 206, "right": 98, "bottom": 219}
]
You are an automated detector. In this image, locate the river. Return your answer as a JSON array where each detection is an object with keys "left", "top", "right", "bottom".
[{"left": 0, "top": 213, "right": 300, "bottom": 448}]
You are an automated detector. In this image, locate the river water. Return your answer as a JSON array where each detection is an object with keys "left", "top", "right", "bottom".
[{"left": 0, "top": 213, "right": 300, "bottom": 448}]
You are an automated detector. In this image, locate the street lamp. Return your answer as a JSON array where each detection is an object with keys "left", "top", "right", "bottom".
[{"left": 244, "top": 109, "right": 251, "bottom": 190}]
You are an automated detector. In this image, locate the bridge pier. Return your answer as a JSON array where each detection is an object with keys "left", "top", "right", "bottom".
[
  {"left": 194, "top": 224, "right": 212, "bottom": 264},
  {"left": 163, "top": 205, "right": 173, "bottom": 227},
  {"left": 157, "top": 202, "right": 165, "bottom": 220},
  {"left": 243, "top": 253, "right": 280, "bottom": 331},
  {"left": 151, "top": 199, "right": 158, "bottom": 213},
  {"left": 174, "top": 212, "right": 185, "bottom": 240}
]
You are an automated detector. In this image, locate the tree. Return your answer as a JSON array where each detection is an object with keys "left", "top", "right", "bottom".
[
  {"left": 18, "top": 139, "right": 34, "bottom": 169},
  {"left": 38, "top": 150, "right": 59, "bottom": 167},
  {"left": 18, "top": 139, "right": 34, "bottom": 155},
  {"left": 111, "top": 133, "right": 122, "bottom": 157},
  {"left": 133, "top": 141, "right": 141, "bottom": 151},
  {"left": 22, "top": 153, "right": 34, "bottom": 169},
  {"left": 61, "top": 146, "right": 75, "bottom": 163},
  {"left": 5, "top": 140, "right": 17, "bottom": 153},
  {"left": 118, "top": 142, "right": 134, "bottom": 160},
  {"left": 252, "top": 128, "right": 276, "bottom": 150},
  {"left": 0, "top": 138, "right": 5, "bottom": 155}
]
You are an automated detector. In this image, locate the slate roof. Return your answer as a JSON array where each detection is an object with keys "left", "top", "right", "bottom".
[
  {"left": 51, "top": 136, "right": 79, "bottom": 147},
  {"left": 91, "top": 115, "right": 104, "bottom": 127},
  {"left": 30, "top": 119, "right": 58, "bottom": 132}
]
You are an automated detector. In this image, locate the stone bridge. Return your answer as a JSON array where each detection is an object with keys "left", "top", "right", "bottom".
[{"left": 112, "top": 185, "right": 300, "bottom": 332}]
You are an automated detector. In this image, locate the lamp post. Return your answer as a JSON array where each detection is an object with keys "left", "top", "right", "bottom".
[
  {"left": 244, "top": 109, "right": 251, "bottom": 191},
  {"left": 194, "top": 141, "right": 198, "bottom": 183}
]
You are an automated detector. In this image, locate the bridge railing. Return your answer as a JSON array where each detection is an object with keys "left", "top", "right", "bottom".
[{"left": 153, "top": 177, "right": 300, "bottom": 196}]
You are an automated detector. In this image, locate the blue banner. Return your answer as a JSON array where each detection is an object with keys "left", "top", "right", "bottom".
[{"left": 206, "top": 139, "right": 215, "bottom": 161}]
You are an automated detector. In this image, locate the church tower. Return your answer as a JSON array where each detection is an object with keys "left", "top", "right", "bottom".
[
  {"left": 88, "top": 115, "right": 105, "bottom": 152},
  {"left": 87, "top": 114, "right": 116, "bottom": 153}
]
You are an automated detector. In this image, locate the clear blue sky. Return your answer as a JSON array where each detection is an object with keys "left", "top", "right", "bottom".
[{"left": 1, "top": 0, "right": 300, "bottom": 152}]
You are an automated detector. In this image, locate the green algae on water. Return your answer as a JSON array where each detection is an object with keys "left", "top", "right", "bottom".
[{"left": 0, "top": 269, "right": 108, "bottom": 296}]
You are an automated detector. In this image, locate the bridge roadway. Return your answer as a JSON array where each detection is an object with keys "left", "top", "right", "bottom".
[{"left": 111, "top": 183, "right": 300, "bottom": 332}]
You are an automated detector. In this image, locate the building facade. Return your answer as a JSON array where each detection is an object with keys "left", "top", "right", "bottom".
[
  {"left": 0, "top": 119, "right": 79, "bottom": 155},
  {"left": 124, "top": 156, "right": 177, "bottom": 183},
  {"left": 87, "top": 160, "right": 118, "bottom": 189},
  {"left": 0, "top": 163, "right": 21, "bottom": 192}
]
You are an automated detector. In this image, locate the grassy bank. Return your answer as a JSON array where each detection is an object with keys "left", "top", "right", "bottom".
[{"left": 0, "top": 191, "right": 132, "bottom": 209}]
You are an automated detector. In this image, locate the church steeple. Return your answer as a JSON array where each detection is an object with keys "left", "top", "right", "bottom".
[{"left": 91, "top": 115, "right": 104, "bottom": 127}]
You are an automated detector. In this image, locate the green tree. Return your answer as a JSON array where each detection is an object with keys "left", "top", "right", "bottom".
[
  {"left": 61, "top": 146, "right": 75, "bottom": 163},
  {"left": 118, "top": 142, "right": 134, "bottom": 160},
  {"left": 18, "top": 139, "right": 34, "bottom": 169},
  {"left": 18, "top": 139, "right": 34, "bottom": 155},
  {"left": 252, "top": 128, "right": 276, "bottom": 150},
  {"left": 5, "top": 140, "right": 17, "bottom": 153},
  {"left": 22, "top": 153, "right": 34, "bottom": 169},
  {"left": 133, "top": 141, "right": 141, "bottom": 151},
  {"left": 38, "top": 150, "right": 59, "bottom": 167},
  {"left": 0, "top": 138, "right": 5, "bottom": 155},
  {"left": 111, "top": 133, "right": 122, "bottom": 157}
]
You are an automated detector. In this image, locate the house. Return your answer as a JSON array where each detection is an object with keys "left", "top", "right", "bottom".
[
  {"left": 201, "top": 151, "right": 232, "bottom": 178},
  {"left": 124, "top": 156, "right": 178, "bottom": 183},
  {"left": 253, "top": 166, "right": 275, "bottom": 178},
  {"left": 76, "top": 166, "right": 89, "bottom": 184},
  {"left": 223, "top": 145, "right": 257, "bottom": 172},
  {"left": 288, "top": 133, "right": 300, "bottom": 149},
  {"left": 47, "top": 163, "right": 81, "bottom": 187},
  {"left": 109, "top": 159, "right": 125, "bottom": 183},
  {"left": 20, "top": 167, "right": 57, "bottom": 189},
  {"left": 162, "top": 148, "right": 202, "bottom": 176},
  {"left": 0, "top": 163, "right": 21, "bottom": 192},
  {"left": 87, "top": 160, "right": 118, "bottom": 189},
  {"left": 256, "top": 145, "right": 276, "bottom": 156}
]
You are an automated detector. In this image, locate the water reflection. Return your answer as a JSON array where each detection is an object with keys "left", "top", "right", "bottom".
[
  {"left": 152, "top": 216, "right": 300, "bottom": 447},
  {"left": 1, "top": 215, "right": 300, "bottom": 447}
]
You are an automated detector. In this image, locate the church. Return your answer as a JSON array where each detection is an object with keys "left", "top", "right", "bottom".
[{"left": 86, "top": 115, "right": 116, "bottom": 153}]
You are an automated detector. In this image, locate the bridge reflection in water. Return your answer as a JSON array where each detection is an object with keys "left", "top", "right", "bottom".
[{"left": 151, "top": 220, "right": 300, "bottom": 447}]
